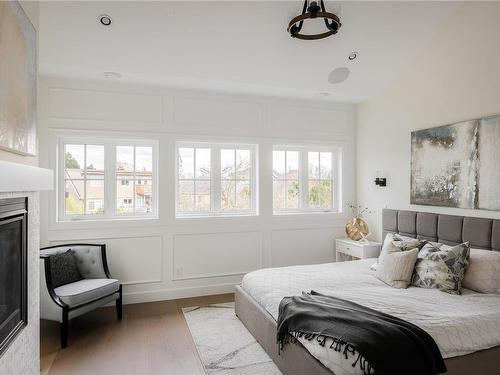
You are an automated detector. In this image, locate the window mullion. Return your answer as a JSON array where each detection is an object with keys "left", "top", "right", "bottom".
[{"left": 212, "top": 147, "right": 221, "bottom": 212}]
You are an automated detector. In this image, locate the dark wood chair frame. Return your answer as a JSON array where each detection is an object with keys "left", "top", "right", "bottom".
[{"left": 40, "top": 243, "right": 122, "bottom": 348}]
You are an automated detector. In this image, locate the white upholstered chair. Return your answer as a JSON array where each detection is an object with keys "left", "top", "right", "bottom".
[{"left": 40, "top": 244, "right": 122, "bottom": 348}]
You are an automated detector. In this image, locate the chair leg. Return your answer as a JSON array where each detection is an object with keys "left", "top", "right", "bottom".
[
  {"left": 116, "top": 285, "right": 123, "bottom": 320},
  {"left": 60, "top": 307, "right": 69, "bottom": 349}
]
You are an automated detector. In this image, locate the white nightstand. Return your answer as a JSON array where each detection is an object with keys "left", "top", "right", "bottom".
[{"left": 335, "top": 238, "right": 382, "bottom": 262}]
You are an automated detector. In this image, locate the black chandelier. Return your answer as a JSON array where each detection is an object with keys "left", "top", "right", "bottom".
[{"left": 287, "top": 0, "right": 341, "bottom": 40}]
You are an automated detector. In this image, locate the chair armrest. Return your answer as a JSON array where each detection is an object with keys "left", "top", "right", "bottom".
[{"left": 39, "top": 255, "right": 67, "bottom": 308}]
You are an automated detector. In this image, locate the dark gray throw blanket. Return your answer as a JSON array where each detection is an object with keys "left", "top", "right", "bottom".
[{"left": 277, "top": 291, "right": 446, "bottom": 375}]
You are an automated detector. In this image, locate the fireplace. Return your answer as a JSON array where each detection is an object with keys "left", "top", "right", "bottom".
[{"left": 0, "top": 198, "right": 27, "bottom": 357}]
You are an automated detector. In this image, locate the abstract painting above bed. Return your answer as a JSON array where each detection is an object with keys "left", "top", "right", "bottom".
[{"left": 410, "top": 115, "right": 500, "bottom": 210}]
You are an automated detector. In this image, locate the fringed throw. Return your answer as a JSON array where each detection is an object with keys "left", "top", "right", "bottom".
[{"left": 277, "top": 291, "right": 446, "bottom": 375}]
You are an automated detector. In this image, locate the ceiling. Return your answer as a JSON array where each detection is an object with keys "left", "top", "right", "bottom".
[{"left": 38, "top": 1, "right": 457, "bottom": 103}]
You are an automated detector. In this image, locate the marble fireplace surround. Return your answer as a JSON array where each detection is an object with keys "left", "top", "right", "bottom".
[{"left": 0, "top": 160, "right": 52, "bottom": 375}]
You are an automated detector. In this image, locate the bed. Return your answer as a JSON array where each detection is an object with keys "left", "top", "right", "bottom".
[{"left": 235, "top": 209, "right": 500, "bottom": 375}]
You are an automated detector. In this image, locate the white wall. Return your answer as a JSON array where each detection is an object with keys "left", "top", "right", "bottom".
[
  {"left": 356, "top": 2, "right": 500, "bottom": 241},
  {"left": 38, "top": 76, "right": 356, "bottom": 304},
  {"left": 0, "top": 3, "right": 40, "bottom": 375}
]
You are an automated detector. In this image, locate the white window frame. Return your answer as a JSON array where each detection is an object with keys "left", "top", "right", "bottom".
[
  {"left": 272, "top": 144, "right": 342, "bottom": 215},
  {"left": 57, "top": 136, "right": 158, "bottom": 221},
  {"left": 175, "top": 141, "right": 258, "bottom": 218}
]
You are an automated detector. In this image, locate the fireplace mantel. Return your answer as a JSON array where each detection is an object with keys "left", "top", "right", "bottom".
[{"left": 0, "top": 160, "right": 53, "bottom": 192}]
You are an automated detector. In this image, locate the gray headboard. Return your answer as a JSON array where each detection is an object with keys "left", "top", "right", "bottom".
[{"left": 382, "top": 209, "right": 500, "bottom": 251}]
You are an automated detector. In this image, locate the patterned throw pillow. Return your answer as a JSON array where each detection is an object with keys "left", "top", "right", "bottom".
[
  {"left": 412, "top": 242, "right": 470, "bottom": 295},
  {"left": 49, "top": 249, "right": 82, "bottom": 288}
]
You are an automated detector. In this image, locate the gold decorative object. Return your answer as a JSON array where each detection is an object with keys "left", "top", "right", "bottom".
[{"left": 345, "top": 217, "right": 370, "bottom": 241}]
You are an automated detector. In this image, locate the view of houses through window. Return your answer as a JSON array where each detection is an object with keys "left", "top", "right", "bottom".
[
  {"left": 116, "top": 146, "right": 153, "bottom": 214},
  {"left": 65, "top": 144, "right": 105, "bottom": 215},
  {"left": 61, "top": 139, "right": 338, "bottom": 220},
  {"left": 63, "top": 142, "right": 154, "bottom": 218}
]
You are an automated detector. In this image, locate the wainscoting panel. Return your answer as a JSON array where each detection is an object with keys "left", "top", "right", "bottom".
[
  {"left": 48, "top": 88, "right": 163, "bottom": 124},
  {"left": 270, "top": 227, "right": 338, "bottom": 267},
  {"left": 172, "top": 96, "right": 262, "bottom": 130},
  {"left": 269, "top": 105, "right": 347, "bottom": 135},
  {"left": 51, "top": 236, "right": 163, "bottom": 285},
  {"left": 172, "top": 231, "right": 262, "bottom": 280}
]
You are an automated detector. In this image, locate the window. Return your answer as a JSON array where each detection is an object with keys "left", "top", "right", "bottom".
[
  {"left": 64, "top": 144, "right": 104, "bottom": 216},
  {"left": 178, "top": 147, "right": 211, "bottom": 212},
  {"left": 221, "top": 149, "right": 251, "bottom": 210},
  {"left": 273, "top": 151, "right": 299, "bottom": 210},
  {"left": 307, "top": 151, "right": 333, "bottom": 209},
  {"left": 273, "top": 146, "right": 340, "bottom": 214},
  {"left": 116, "top": 146, "right": 153, "bottom": 215},
  {"left": 59, "top": 138, "right": 157, "bottom": 221},
  {"left": 176, "top": 142, "right": 257, "bottom": 217}
]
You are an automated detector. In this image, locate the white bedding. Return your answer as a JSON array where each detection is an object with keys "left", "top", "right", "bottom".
[{"left": 241, "top": 259, "right": 500, "bottom": 375}]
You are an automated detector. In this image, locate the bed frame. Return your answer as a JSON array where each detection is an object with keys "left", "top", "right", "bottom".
[{"left": 235, "top": 209, "right": 500, "bottom": 375}]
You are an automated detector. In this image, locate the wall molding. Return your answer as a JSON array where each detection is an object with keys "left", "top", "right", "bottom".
[
  {"left": 50, "top": 234, "right": 164, "bottom": 286},
  {"left": 48, "top": 87, "right": 163, "bottom": 124},
  {"left": 171, "top": 230, "right": 263, "bottom": 281}
]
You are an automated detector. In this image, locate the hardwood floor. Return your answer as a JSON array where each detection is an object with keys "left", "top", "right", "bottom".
[{"left": 40, "top": 294, "right": 235, "bottom": 375}]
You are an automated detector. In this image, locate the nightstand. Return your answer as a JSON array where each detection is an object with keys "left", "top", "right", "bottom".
[{"left": 335, "top": 238, "right": 382, "bottom": 262}]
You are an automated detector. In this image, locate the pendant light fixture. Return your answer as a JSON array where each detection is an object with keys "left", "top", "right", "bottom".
[{"left": 287, "top": 0, "right": 341, "bottom": 40}]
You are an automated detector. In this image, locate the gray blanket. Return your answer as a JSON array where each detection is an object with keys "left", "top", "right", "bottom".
[{"left": 277, "top": 291, "right": 446, "bottom": 375}]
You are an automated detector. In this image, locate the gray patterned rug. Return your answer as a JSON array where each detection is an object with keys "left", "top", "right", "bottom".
[{"left": 183, "top": 302, "right": 282, "bottom": 375}]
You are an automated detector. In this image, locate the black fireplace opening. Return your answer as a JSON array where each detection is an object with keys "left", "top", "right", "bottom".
[{"left": 0, "top": 197, "right": 28, "bottom": 357}]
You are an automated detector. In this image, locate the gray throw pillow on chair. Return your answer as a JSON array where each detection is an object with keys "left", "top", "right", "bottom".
[{"left": 49, "top": 250, "right": 82, "bottom": 288}]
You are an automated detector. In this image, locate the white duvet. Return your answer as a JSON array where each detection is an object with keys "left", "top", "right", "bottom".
[{"left": 241, "top": 259, "right": 500, "bottom": 375}]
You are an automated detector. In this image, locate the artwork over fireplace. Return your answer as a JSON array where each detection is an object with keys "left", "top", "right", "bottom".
[
  {"left": 0, "top": 198, "right": 27, "bottom": 357},
  {"left": 411, "top": 114, "right": 500, "bottom": 211},
  {"left": 0, "top": 1, "right": 37, "bottom": 156}
]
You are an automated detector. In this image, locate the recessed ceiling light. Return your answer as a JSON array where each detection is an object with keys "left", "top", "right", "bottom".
[
  {"left": 103, "top": 71, "right": 121, "bottom": 79},
  {"left": 98, "top": 14, "right": 113, "bottom": 27},
  {"left": 348, "top": 51, "right": 358, "bottom": 61},
  {"left": 328, "top": 67, "right": 350, "bottom": 84}
]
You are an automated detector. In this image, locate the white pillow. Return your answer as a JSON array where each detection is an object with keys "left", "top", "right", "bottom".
[
  {"left": 370, "top": 233, "right": 422, "bottom": 271},
  {"left": 375, "top": 248, "right": 419, "bottom": 289},
  {"left": 462, "top": 248, "right": 500, "bottom": 294}
]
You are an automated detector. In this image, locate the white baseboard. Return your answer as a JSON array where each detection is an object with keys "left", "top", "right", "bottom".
[{"left": 122, "top": 282, "right": 238, "bottom": 305}]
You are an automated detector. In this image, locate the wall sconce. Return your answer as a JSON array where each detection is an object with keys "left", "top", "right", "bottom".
[{"left": 374, "top": 170, "right": 386, "bottom": 187}]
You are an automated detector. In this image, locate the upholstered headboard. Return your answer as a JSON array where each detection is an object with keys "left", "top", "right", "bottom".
[{"left": 382, "top": 209, "right": 500, "bottom": 251}]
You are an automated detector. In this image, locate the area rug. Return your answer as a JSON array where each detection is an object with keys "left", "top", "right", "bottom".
[{"left": 183, "top": 302, "right": 282, "bottom": 374}]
